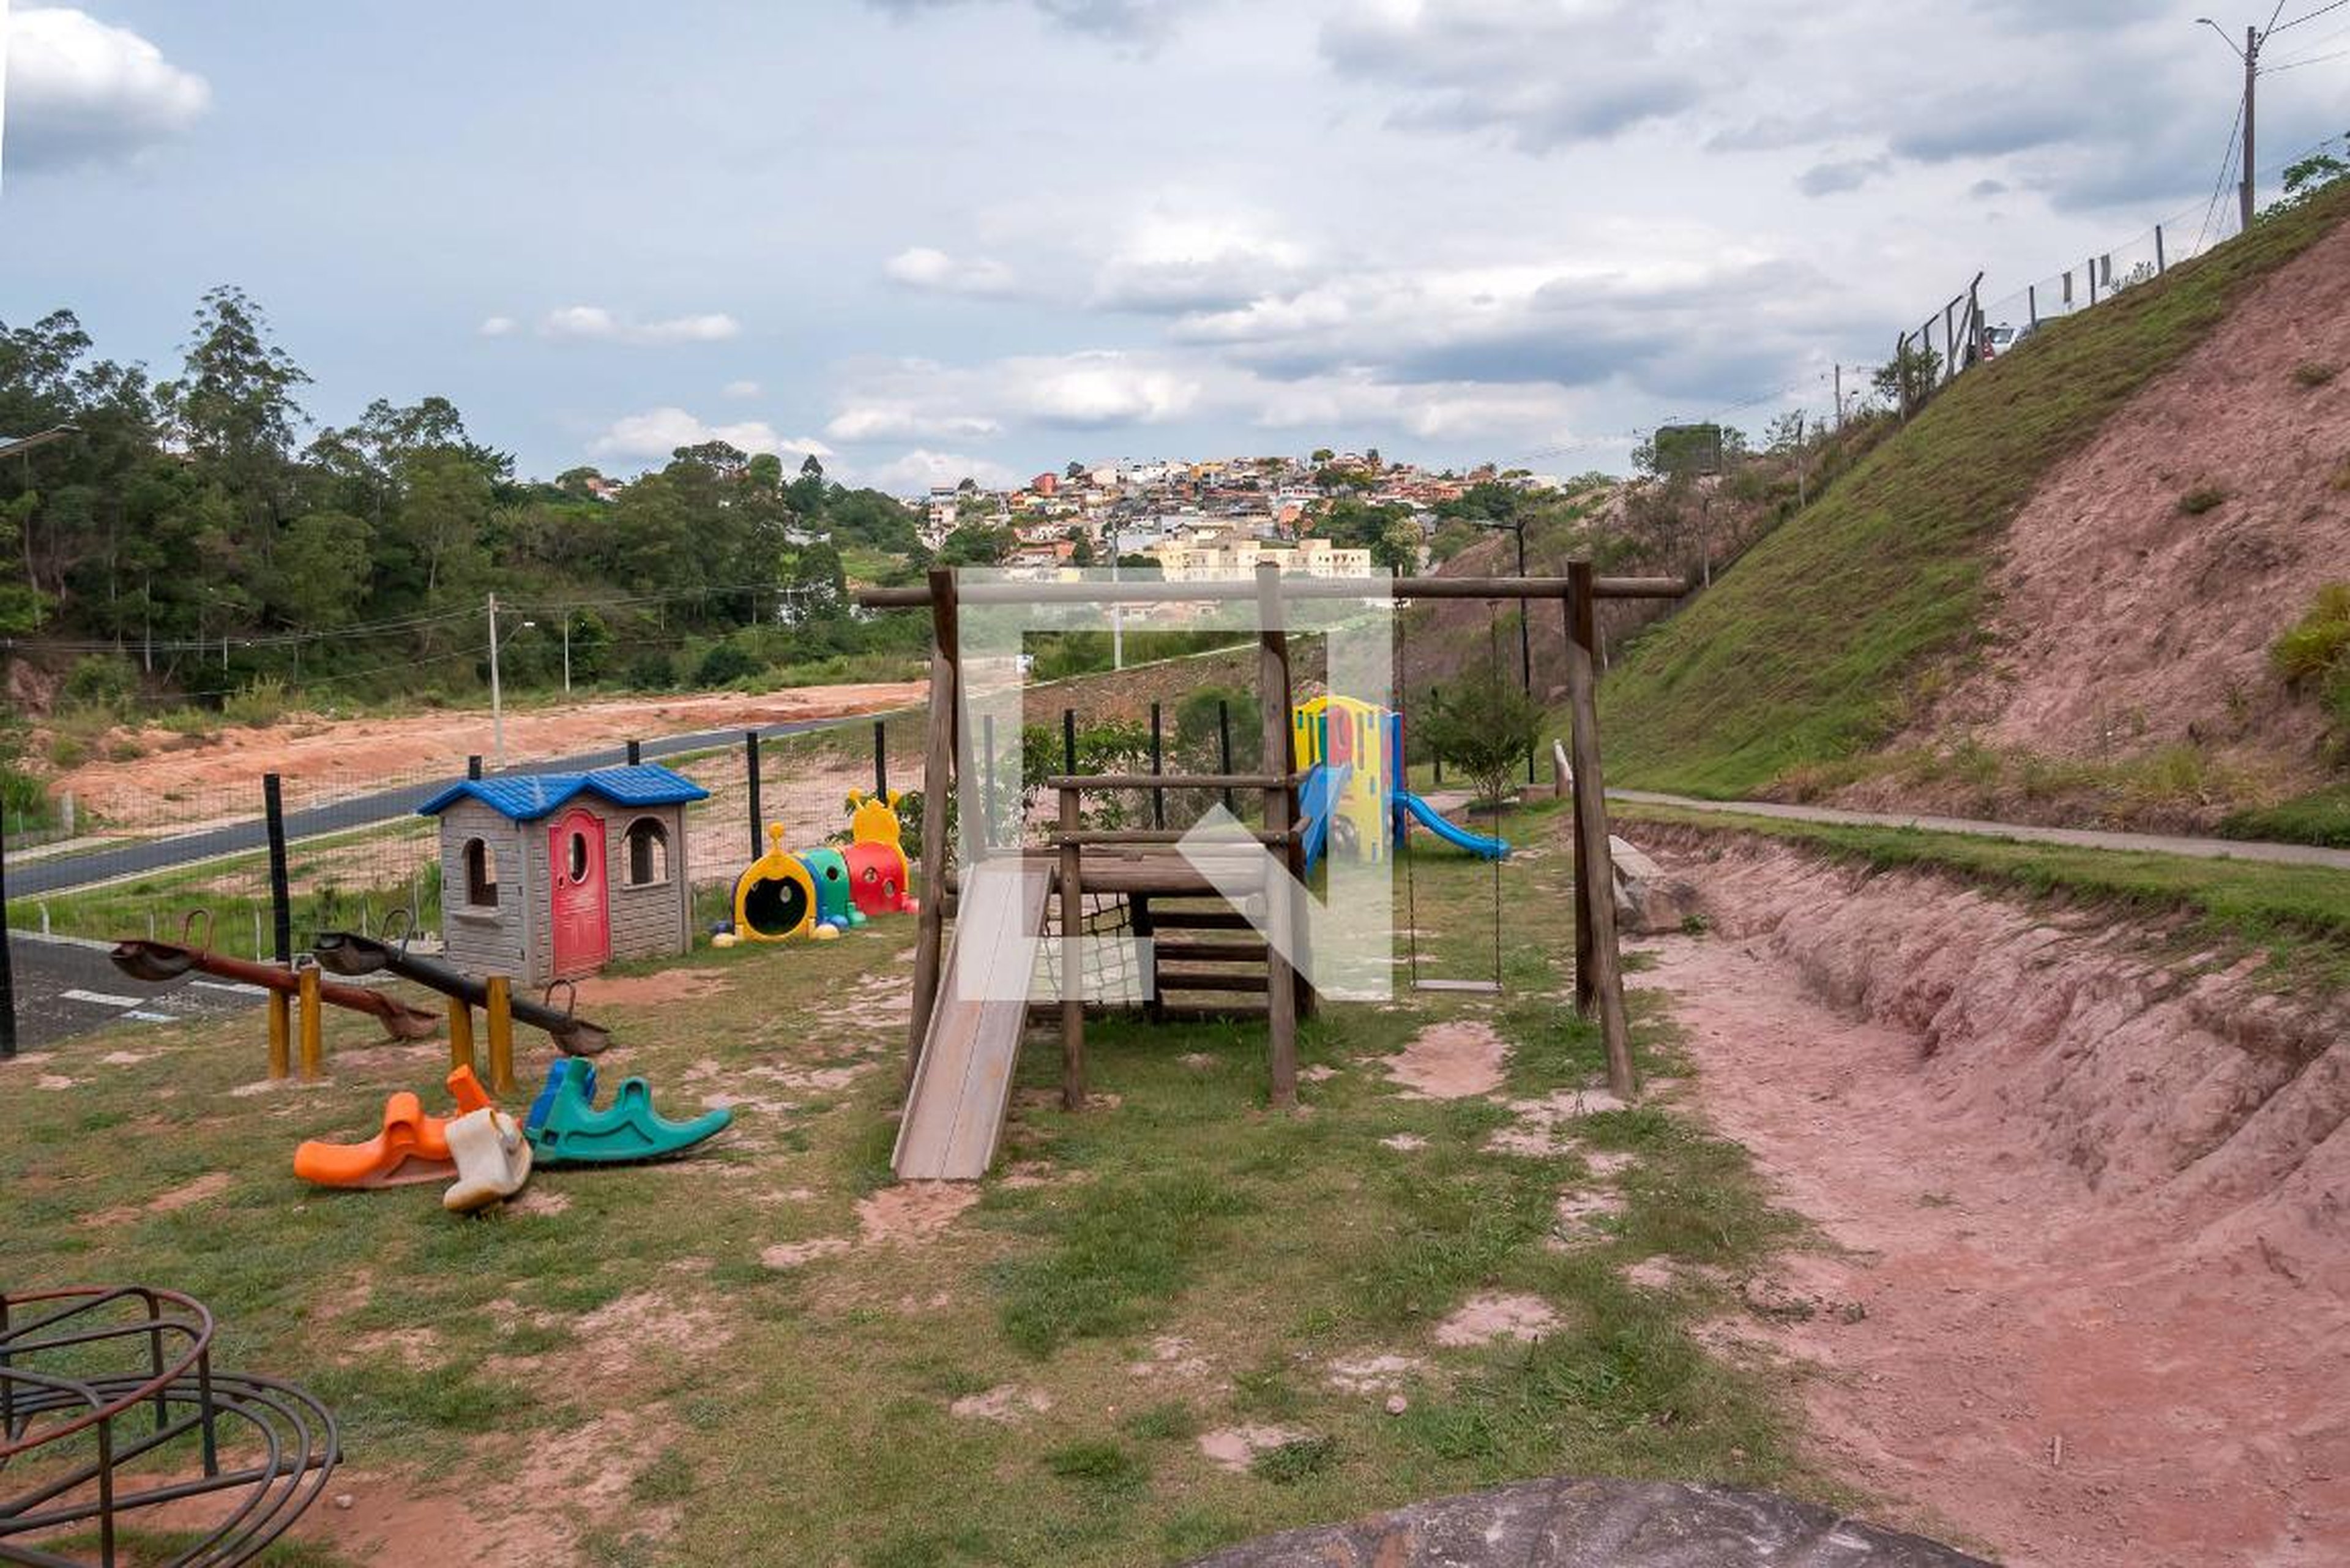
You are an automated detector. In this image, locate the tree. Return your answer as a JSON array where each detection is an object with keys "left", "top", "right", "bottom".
[
  {"left": 1870, "top": 345, "right": 1941, "bottom": 412},
  {"left": 1310, "top": 447, "right": 1335, "bottom": 464},
  {"left": 160, "top": 286, "right": 311, "bottom": 546},
  {"left": 265, "top": 510, "right": 373, "bottom": 628},
  {"left": 1420, "top": 666, "right": 1545, "bottom": 808},
  {"left": 1064, "top": 527, "right": 1095, "bottom": 566},
  {"left": 1369, "top": 520, "right": 1420, "bottom": 577},
  {"left": 2268, "top": 133, "right": 2349, "bottom": 215},
  {"left": 938, "top": 523, "right": 1013, "bottom": 566}
]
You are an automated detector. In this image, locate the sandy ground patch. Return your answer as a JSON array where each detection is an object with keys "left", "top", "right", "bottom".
[
  {"left": 1196, "top": 1425, "right": 1315, "bottom": 1473},
  {"left": 1324, "top": 1353, "right": 1422, "bottom": 1394},
  {"left": 1125, "top": 1334, "right": 1212, "bottom": 1382},
  {"left": 83, "top": 1170, "right": 233, "bottom": 1228},
  {"left": 1378, "top": 1133, "right": 1427, "bottom": 1151},
  {"left": 1433, "top": 1292, "right": 1559, "bottom": 1347},
  {"left": 1482, "top": 1086, "right": 1626, "bottom": 1156},
  {"left": 761, "top": 1181, "right": 979, "bottom": 1270},
  {"left": 574, "top": 968, "right": 736, "bottom": 1007},
  {"left": 950, "top": 1384, "right": 1054, "bottom": 1422},
  {"left": 1383, "top": 1020, "right": 1507, "bottom": 1099}
]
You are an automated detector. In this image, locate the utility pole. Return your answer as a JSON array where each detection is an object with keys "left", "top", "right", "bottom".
[
  {"left": 488, "top": 592, "right": 506, "bottom": 769},
  {"left": 1832, "top": 364, "right": 1843, "bottom": 431},
  {"left": 2243, "top": 23, "right": 2259, "bottom": 231},
  {"left": 561, "top": 611, "right": 573, "bottom": 695}
]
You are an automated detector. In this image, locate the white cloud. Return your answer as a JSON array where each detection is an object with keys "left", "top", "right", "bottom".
[
  {"left": 3, "top": 6, "right": 210, "bottom": 173},
  {"left": 882, "top": 245, "right": 1019, "bottom": 297},
  {"left": 537, "top": 305, "right": 742, "bottom": 345},
  {"left": 591, "top": 407, "right": 833, "bottom": 464},
  {"left": 824, "top": 405, "right": 1003, "bottom": 442},
  {"left": 478, "top": 315, "right": 518, "bottom": 337},
  {"left": 862, "top": 0, "right": 1208, "bottom": 47},
  {"left": 722, "top": 378, "right": 761, "bottom": 397},
  {"left": 1089, "top": 209, "right": 1314, "bottom": 313},
  {"left": 867, "top": 448, "right": 1023, "bottom": 495}
]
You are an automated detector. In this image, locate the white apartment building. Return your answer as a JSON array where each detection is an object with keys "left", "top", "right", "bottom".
[{"left": 1151, "top": 532, "right": 1375, "bottom": 583}]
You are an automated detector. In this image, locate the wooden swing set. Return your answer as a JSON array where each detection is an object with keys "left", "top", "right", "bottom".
[{"left": 855, "top": 559, "right": 1680, "bottom": 1148}]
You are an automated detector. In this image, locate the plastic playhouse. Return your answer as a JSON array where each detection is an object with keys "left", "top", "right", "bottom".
[{"left": 1291, "top": 695, "right": 1509, "bottom": 870}]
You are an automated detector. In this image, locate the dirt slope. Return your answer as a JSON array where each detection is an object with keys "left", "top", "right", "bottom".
[
  {"left": 1632, "top": 827, "right": 2349, "bottom": 1566},
  {"left": 1887, "top": 217, "right": 2350, "bottom": 807}
]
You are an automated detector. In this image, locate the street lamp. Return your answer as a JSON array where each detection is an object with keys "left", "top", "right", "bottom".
[
  {"left": 1474, "top": 515, "right": 1538, "bottom": 784},
  {"left": 0, "top": 424, "right": 81, "bottom": 461},
  {"left": 486, "top": 591, "right": 535, "bottom": 770},
  {"left": 2195, "top": 16, "right": 2264, "bottom": 231}
]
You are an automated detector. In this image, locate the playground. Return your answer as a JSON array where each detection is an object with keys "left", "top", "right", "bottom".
[{"left": 0, "top": 791, "right": 1824, "bottom": 1566}]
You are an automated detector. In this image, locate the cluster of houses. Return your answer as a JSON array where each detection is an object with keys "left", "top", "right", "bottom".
[{"left": 917, "top": 452, "right": 1566, "bottom": 580}]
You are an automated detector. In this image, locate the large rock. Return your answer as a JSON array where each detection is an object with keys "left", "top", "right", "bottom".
[
  {"left": 1185, "top": 1476, "right": 1989, "bottom": 1567},
  {"left": 1611, "top": 834, "right": 1701, "bottom": 934}
]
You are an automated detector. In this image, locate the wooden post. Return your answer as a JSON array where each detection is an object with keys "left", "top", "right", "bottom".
[
  {"left": 267, "top": 991, "right": 291, "bottom": 1080},
  {"left": 873, "top": 718, "right": 888, "bottom": 797},
  {"left": 906, "top": 568, "right": 958, "bottom": 1080},
  {"left": 1256, "top": 563, "right": 1299, "bottom": 1108},
  {"left": 1059, "top": 785, "right": 1085, "bottom": 1110},
  {"left": 1062, "top": 707, "right": 1077, "bottom": 775},
  {"left": 627, "top": 739, "right": 642, "bottom": 765},
  {"left": 447, "top": 996, "right": 476, "bottom": 1076},
  {"left": 485, "top": 975, "right": 517, "bottom": 1095},
  {"left": 1565, "top": 562, "right": 1636, "bottom": 1100},
  {"left": 2155, "top": 224, "right": 2166, "bottom": 274},
  {"left": 297, "top": 965, "right": 323, "bottom": 1080},
  {"left": 0, "top": 806, "right": 15, "bottom": 1061}
]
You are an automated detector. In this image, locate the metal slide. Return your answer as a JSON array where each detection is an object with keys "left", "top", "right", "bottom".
[{"left": 892, "top": 859, "right": 1054, "bottom": 1181}]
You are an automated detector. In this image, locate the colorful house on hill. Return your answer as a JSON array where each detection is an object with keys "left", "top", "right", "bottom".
[{"left": 418, "top": 764, "right": 710, "bottom": 986}]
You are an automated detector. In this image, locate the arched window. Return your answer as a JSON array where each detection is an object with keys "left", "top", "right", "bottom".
[
  {"left": 463, "top": 838, "right": 499, "bottom": 908},
  {"left": 624, "top": 817, "right": 670, "bottom": 887}
]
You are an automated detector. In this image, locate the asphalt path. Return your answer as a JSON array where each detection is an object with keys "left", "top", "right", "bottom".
[
  {"left": 6, "top": 714, "right": 867, "bottom": 897},
  {"left": 3, "top": 932, "right": 266, "bottom": 1053}
]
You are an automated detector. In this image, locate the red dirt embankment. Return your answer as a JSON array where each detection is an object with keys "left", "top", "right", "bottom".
[
  {"left": 1630, "top": 827, "right": 2348, "bottom": 1568},
  {"left": 1871, "top": 217, "right": 2350, "bottom": 819},
  {"left": 50, "top": 682, "right": 924, "bottom": 819}
]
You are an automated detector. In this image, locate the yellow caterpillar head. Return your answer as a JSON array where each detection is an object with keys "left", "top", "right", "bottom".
[{"left": 845, "top": 788, "right": 906, "bottom": 847}]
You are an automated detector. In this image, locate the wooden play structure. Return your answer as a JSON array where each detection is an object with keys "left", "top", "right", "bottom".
[
  {"left": 418, "top": 764, "right": 709, "bottom": 986},
  {"left": 859, "top": 562, "right": 1680, "bottom": 1180}
]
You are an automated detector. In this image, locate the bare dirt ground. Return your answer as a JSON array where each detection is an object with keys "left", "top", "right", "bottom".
[
  {"left": 1629, "top": 830, "right": 2350, "bottom": 1567},
  {"left": 1865, "top": 218, "right": 2350, "bottom": 823},
  {"left": 51, "top": 682, "right": 925, "bottom": 821}
]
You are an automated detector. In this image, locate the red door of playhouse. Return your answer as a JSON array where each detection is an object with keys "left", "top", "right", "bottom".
[{"left": 548, "top": 808, "right": 610, "bottom": 977}]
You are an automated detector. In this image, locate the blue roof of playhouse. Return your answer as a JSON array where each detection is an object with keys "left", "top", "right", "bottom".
[{"left": 416, "top": 764, "right": 710, "bottom": 823}]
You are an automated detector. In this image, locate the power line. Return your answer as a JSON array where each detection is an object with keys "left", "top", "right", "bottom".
[
  {"left": 2272, "top": 0, "right": 2349, "bottom": 32},
  {"left": 2263, "top": 43, "right": 2350, "bottom": 68},
  {"left": 2196, "top": 94, "right": 2249, "bottom": 254}
]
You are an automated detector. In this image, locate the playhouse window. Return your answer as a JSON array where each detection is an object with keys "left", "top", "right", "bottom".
[
  {"left": 625, "top": 817, "right": 670, "bottom": 887},
  {"left": 463, "top": 838, "right": 499, "bottom": 908}
]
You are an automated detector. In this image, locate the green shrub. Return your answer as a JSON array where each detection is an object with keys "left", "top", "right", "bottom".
[
  {"left": 695, "top": 639, "right": 763, "bottom": 687},
  {"left": 224, "top": 676, "right": 290, "bottom": 728},
  {"left": 62, "top": 655, "right": 138, "bottom": 712},
  {"left": 2178, "top": 485, "right": 2228, "bottom": 515},
  {"left": 47, "top": 734, "right": 89, "bottom": 769},
  {"left": 2292, "top": 361, "right": 2338, "bottom": 387},
  {"left": 2272, "top": 584, "right": 2350, "bottom": 684}
]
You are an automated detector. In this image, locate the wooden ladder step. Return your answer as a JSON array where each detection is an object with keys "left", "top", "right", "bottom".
[
  {"left": 1150, "top": 939, "right": 1267, "bottom": 964},
  {"left": 1155, "top": 966, "right": 1272, "bottom": 993},
  {"left": 1145, "top": 908, "right": 1256, "bottom": 931}
]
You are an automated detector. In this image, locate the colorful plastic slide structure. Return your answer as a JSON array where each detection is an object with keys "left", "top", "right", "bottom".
[
  {"left": 1291, "top": 695, "right": 1508, "bottom": 872},
  {"left": 729, "top": 789, "right": 918, "bottom": 943},
  {"left": 294, "top": 1065, "right": 498, "bottom": 1188}
]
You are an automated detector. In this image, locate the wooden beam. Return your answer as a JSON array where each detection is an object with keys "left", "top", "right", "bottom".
[
  {"left": 1566, "top": 562, "right": 1636, "bottom": 1100},
  {"left": 856, "top": 571, "right": 1683, "bottom": 610},
  {"left": 906, "top": 567, "right": 958, "bottom": 1086},
  {"left": 1046, "top": 772, "right": 1297, "bottom": 791},
  {"left": 1257, "top": 562, "right": 1300, "bottom": 1108},
  {"left": 1049, "top": 828, "right": 1290, "bottom": 846}
]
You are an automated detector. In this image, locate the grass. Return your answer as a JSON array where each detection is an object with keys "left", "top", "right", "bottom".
[
  {"left": 1600, "top": 179, "right": 2350, "bottom": 799},
  {"left": 0, "top": 803, "right": 1814, "bottom": 1565},
  {"left": 1616, "top": 800, "right": 2350, "bottom": 988},
  {"left": 2221, "top": 782, "right": 2350, "bottom": 848}
]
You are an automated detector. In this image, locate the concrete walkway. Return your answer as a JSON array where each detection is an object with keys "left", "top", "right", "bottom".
[{"left": 1610, "top": 790, "right": 2350, "bottom": 872}]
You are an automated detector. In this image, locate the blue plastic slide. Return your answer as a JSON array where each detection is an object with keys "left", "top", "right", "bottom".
[
  {"left": 1296, "top": 761, "right": 1352, "bottom": 875},
  {"left": 1393, "top": 790, "right": 1510, "bottom": 861}
]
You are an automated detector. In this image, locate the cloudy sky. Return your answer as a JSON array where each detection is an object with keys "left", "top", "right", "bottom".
[{"left": 4, "top": 1, "right": 2346, "bottom": 491}]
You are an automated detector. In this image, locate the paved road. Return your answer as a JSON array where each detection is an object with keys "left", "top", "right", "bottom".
[
  {"left": 1610, "top": 790, "right": 2350, "bottom": 871},
  {"left": 7, "top": 714, "right": 882, "bottom": 897},
  {"left": 3, "top": 932, "right": 266, "bottom": 1053}
]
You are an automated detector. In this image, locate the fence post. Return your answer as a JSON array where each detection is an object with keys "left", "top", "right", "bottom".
[
  {"left": 2028, "top": 284, "right": 2038, "bottom": 326},
  {"left": 263, "top": 773, "right": 293, "bottom": 966},
  {"left": 744, "top": 730, "right": 763, "bottom": 859},
  {"left": 2087, "top": 258, "right": 2098, "bottom": 306},
  {"left": 2155, "top": 225, "right": 2166, "bottom": 274},
  {"left": 873, "top": 718, "right": 888, "bottom": 797},
  {"left": 0, "top": 804, "right": 15, "bottom": 1061},
  {"left": 1430, "top": 686, "right": 1444, "bottom": 784},
  {"left": 626, "top": 739, "right": 641, "bottom": 766},
  {"left": 1062, "top": 707, "right": 1077, "bottom": 775},
  {"left": 468, "top": 754, "right": 483, "bottom": 781},
  {"left": 1149, "top": 701, "right": 1165, "bottom": 829},
  {"left": 1218, "top": 699, "right": 1234, "bottom": 812}
]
